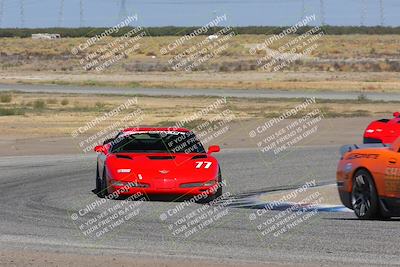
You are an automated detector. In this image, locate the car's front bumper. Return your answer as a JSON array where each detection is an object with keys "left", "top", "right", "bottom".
[
  {"left": 108, "top": 179, "right": 219, "bottom": 197},
  {"left": 337, "top": 180, "right": 352, "bottom": 209}
]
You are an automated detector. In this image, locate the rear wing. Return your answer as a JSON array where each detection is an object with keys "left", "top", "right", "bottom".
[{"left": 339, "top": 143, "right": 388, "bottom": 157}]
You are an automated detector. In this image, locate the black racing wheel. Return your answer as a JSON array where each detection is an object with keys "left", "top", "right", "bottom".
[
  {"left": 98, "top": 167, "right": 110, "bottom": 198},
  {"left": 95, "top": 163, "right": 101, "bottom": 196},
  {"left": 214, "top": 167, "right": 223, "bottom": 199},
  {"left": 351, "top": 169, "right": 379, "bottom": 219}
]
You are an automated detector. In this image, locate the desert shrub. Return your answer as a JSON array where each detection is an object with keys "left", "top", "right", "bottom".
[
  {"left": 61, "top": 99, "right": 69, "bottom": 106},
  {"left": 46, "top": 98, "right": 57, "bottom": 104},
  {"left": 33, "top": 99, "right": 46, "bottom": 109},
  {"left": 95, "top": 102, "right": 106, "bottom": 109},
  {"left": 0, "top": 107, "right": 24, "bottom": 116},
  {"left": 0, "top": 94, "right": 12, "bottom": 103}
]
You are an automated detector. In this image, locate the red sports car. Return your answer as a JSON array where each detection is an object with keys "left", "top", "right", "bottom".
[
  {"left": 364, "top": 112, "right": 400, "bottom": 144},
  {"left": 94, "top": 127, "right": 222, "bottom": 202}
]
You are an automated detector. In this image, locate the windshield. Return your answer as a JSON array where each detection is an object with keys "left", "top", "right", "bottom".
[{"left": 110, "top": 132, "right": 205, "bottom": 154}]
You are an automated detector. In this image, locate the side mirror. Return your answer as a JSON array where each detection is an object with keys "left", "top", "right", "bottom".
[
  {"left": 94, "top": 145, "right": 107, "bottom": 154},
  {"left": 207, "top": 145, "right": 220, "bottom": 154},
  {"left": 394, "top": 112, "right": 400, "bottom": 118}
]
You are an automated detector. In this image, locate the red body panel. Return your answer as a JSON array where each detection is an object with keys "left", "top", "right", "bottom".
[
  {"left": 96, "top": 128, "right": 221, "bottom": 198},
  {"left": 363, "top": 113, "right": 400, "bottom": 144},
  {"left": 105, "top": 153, "right": 219, "bottom": 196}
]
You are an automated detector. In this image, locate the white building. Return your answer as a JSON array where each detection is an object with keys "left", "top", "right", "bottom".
[{"left": 32, "top": 33, "right": 61, "bottom": 40}]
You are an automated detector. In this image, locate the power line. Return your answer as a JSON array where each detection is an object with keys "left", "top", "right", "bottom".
[
  {"left": 301, "top": 0, "right": 305, "bottom": 20},
  {"left": 119, "top": 0, "right": 128, "bottom": 21},
  {"left": 361, "top": 0, "right": 367, "bottom": 26},
  {"left": 319, "top": 0, "right": 325, "bottom": 25},
  {"left": 379, "top": 0, "right": 385, "bottom": 26},
  {"left": 58, "top": 0, "right": 64, "bottom": 27},
  {"left": 1, "top": 0, "right": 394, "bottom": 28},
  {"left": 20, "top": 0, "right": 25, "bottom": 28},
  {"left": 0, "top": 0, "right": 4, "bottom": 27},
  {"left": 80, "top": 0, "right": 84, "bottom": 27}
]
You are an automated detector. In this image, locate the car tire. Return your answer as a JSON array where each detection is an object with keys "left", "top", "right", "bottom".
[
  {"left": 95, "top": 164, "right": 101, "bottom": 196},
  {"left": 98, "top": 167, "right": 110, "bottom": 198},
  {"left": 200, "top": 168, "right": 223, "bottom": 203},
  {"left": 214, "top": 167, "right": 223, "bottom": 199},
  {"left": 351, "top": 169, "right": 379, "bottom": 219}
]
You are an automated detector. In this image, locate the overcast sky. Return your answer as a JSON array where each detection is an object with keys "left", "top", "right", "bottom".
[{"left": 1, "top": 0, "right": 399, "bottom": 28}]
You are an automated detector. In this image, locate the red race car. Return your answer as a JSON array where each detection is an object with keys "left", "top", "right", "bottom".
[
  {"left": 364, "top": 112, "right": 400, "bottom": 144},
  {"left": 94, "top": 127, "right": 222, "bottom": 202}
]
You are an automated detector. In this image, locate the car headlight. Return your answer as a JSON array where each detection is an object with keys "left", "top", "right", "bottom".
[
  {"left": 111, "top": 180, "right": 127, "bottom": 186},
  {"left": 365, "top": 129, "right": 375, "bottom": 133},
  {"left": 203, "top": 180, "right": 216, "bottom": 186},
  {"left": 117, "top": 169, "right": 131, "bottom": 173},
  {"left": 111, "top": 180, "right": 149, "bottom": 188}
]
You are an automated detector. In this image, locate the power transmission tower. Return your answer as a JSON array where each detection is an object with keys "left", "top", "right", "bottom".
[
  {"left": 0, "top": 0, "right": 4, "bottom": 28},
  {"left": 20, "top": 0, "right": 25, "bottom": 28},
  {"left": 119, "top": 0, "right": 128, "bottom": 21},
  {"left": 319, "top": 0, "right": 325, "bottom": 25},
  {"left": 80, "top": 0, "right": 84, "bottom": 27},
  {"left": 58, "top": 0, "right": 64, "bottom": 27},
  {"left": 301, "top": 0, "right": 306, "bottom": 20},
  {"left": 361, "top": 0, "right": 367, "bottom": 26},
  {"left": 379, "top": 0, "right": 385, "bottom": 26}
]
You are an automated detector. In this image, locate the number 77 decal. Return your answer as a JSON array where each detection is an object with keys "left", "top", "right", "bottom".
[{"left": 195, "top": 161, "right": 212, "bottom": 169}]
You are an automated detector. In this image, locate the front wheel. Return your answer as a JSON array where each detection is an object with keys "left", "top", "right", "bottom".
[
  {"left": 95, "top": 164, "right": 101, "bottom": 195},
  {"left": 199, "top": 168, "right": 223, "bottom": 203},
  {"left": 214, "top": 168, "right": 223, "bottom": 199},
  {"left": 98, "top": 167, "right": 110, "bottom": 198},
  {"left": 351, "top": 169, "right": 379, "bottom": 219}
]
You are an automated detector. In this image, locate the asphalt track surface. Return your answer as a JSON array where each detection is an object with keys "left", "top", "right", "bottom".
[
  {"left": 1, "top": 83, "right": 399, "bottom": 101},
  {"left": 1, "top": 147, "right": 400, "bottom": 266}
]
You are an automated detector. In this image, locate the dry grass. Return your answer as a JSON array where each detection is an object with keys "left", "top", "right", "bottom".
[
  {"left": 0, "top": 93, "right": 12, "bottom": 103},
  {"left": 2, "top": 71, "right": 400, "bottom": 92},
  {"left": 0, "top": 35, "right": 400, "bottom": 92},
  {"left": 1, "top": 34, "right": 400, "bottom": 92},
  {"left": 1, "top": 35, "right": 400, "bottom": 72},
  {"left": 0, "top": 92, "right": 399, "bottom": 138},
  {"left": 1, "top": 35, "right": 399, "bottom": 59}
]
